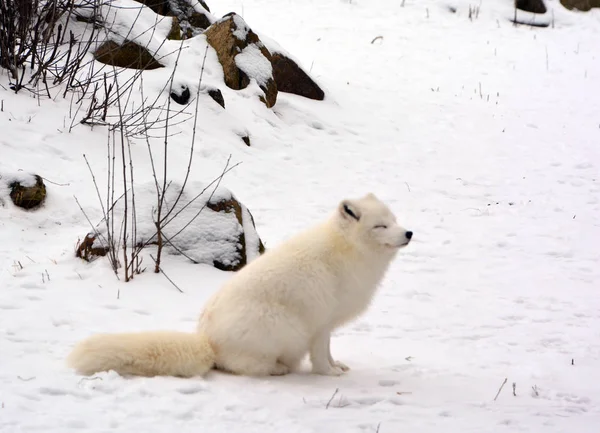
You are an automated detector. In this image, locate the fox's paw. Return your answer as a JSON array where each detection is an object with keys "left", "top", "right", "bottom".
[
  {"left": 312, "top": 365, "right": 346, "bottom": 376},
  {"left": 332, "top": 360, "right": 350, "bottom": 372}
]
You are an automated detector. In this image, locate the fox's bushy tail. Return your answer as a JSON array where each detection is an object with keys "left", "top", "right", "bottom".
[{"left": 66, "top": 330, "right": 215, "bottom": 377}]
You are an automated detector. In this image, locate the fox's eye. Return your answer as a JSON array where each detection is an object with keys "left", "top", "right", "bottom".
[{"left": 374, "top": 225, "right": 387, "bottom": 229}]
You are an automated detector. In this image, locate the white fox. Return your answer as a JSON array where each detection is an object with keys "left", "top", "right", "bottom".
[{"left": 67, "top": 193, "right": 412, "bottom": 377}]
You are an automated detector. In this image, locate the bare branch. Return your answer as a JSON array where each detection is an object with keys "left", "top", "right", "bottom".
[{"left": 493, "top": 378, "right": 508, "bottom": 401}]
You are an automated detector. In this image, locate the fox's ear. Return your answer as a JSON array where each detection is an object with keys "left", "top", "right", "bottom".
[
  {"left": 339, "top": 200, "right": 360, "bottom": 221},
  {"left": 364, "top": 192, "right": 377, "bottom": 200}
]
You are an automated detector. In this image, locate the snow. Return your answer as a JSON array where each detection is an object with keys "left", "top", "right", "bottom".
[
  {"left": 0, "top": 170, "right": 39, "bottom": 188},
  {"left": 1, "top": 0, "right": 600, "bottom": 432},
  {"left": 231, "top": 13, "right": 250, "bottom": 40},
  {"left": 235, "top": 44, "right": 273, "bottom": 87}
]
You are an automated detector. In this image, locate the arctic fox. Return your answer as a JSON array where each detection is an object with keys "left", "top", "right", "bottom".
[{"left": 67, "top": 193, "right": 412, "bottom": 378}]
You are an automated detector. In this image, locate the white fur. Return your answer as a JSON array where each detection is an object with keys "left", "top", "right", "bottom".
[{"left": 67, "top": 193, "right": 412, "bottom": 377}]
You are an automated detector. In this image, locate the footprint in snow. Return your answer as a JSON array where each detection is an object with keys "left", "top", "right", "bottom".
[
  {"left": 378, "top": 379, "right": 399, "bottom": 387},
  {"left": 65, "top": 420, "right": 87, "bottom": 429},
  {"left": 177, "top": 385, "right": 207, "bottom": 395},
  {"left": 21, "top": 282, "right": 45, "bottom": 290},
  {"left": 39, "top": 387, "right": 90, "bottom": 399},
  {"left": 133, "top": 309, "right": 150, "bottom": 316}
]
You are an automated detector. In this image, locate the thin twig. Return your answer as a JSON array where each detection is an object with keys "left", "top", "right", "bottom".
[
  {"left": 114, "top": 78, "right": 129, "bottom": 282},
  {"left": 149, "top": 254, "right": 184, "bottom": 293},
  {"left": 160, "top": 232, "right": 199, "bottom": 264},
  {"left": 153, "top": 40, "right": 186, "bottom": 273},
  {"left": 40, "top": 176, "right": 70, "bottom": 186},
  {"left": 162, "top": 45, "right": 209, "bottom": 223},
  {"left": 494, "top": 377, "right": 508, "bottom": 401},
  {"left": 17, "top": 376, "right": 35, "bottom": 381},
  {"left": 163, "top": 157, "right": 242, "bottom": 242},
  {"left": 73, "top": 195, "right": 105, "bottom": 241},
  {"left": 78, "top": 376, "right": 103, "bottom": 385},
  {"left": 326, "top": 388, "right": 339, "bottom": 409}
]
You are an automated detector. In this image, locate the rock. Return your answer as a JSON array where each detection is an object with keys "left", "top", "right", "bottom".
[
  {"left": 171, "top": 84, "right": 190, "bottom": 104},
  {"left": 94, "top": 40, "right": 163, "bottom": 70},
  {"left": 204, "top": 13, "right": 277, "bottom": 108},
  {"left": 516, "top": 0, "right": 547, "bottom": 13},
  {"left": 271, "top": 53, "right": 324, "bottom": 101},
  {"left": 9, "top": 174, "right": 46, "bottom": 209},
  {"left": 187, "top": 11, "right": 212, "bottom": 33},
  {"left": 259, "top": 35, "right": 324, "bottom": 101},
  {"left": 133, "top": 0, "right": 170, "bottom": 15},
  {"left": 208, "top": 88, "right": 225, "bottom": 108},
  {"left": 560, "top": 0, "right": 600, "bottom": 10},
  {"left": 198, "top": 0, "right": 210, "bottom": 12},
  {"left": 133, "top": 0, "right": 214, "bottom": 38},
  {"left": 133, "top": 0, "right": 211, "bottom": 16},
  {"left": 83, "top": 181, "right": 264, "bottom": 272},
  {"left": 206, "top": 197, "right": 265, "bottom": 270},
  {"left": 246, "top": 208, "right": 265, "bottom": 255},
  {"left": 241, "top": 135, "right": 251, "bottom": 146},
  {"left": 76, "top": 233, "right": 110, "bottom": 262},
  {"left": 167, "top": 16, "right": 182, "bottom": 40},
  {"left": 170, "top": 0, "right": 214, "bottom": 36}
]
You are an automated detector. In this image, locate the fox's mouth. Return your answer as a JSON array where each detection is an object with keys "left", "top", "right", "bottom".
[{"left": 385, "top": 240, "right": 410, "bottom": 249}]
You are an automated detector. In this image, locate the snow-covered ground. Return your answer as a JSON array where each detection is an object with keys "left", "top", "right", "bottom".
[{"left": 1, "top": 0, "right": 600, "bottom": 431}]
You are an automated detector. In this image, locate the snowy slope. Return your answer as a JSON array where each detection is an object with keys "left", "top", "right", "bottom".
[{"left": 1, "top": 0, "right": 600, "bottom": 432}]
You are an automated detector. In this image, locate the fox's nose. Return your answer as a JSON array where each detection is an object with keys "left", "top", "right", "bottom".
[{"left": 405, "top": 231, "right": 413, "bottom": 240}]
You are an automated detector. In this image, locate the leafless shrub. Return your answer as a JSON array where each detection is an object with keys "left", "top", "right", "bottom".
[{"left": 0, "top": 0, "right": 102, "bottom": 96}]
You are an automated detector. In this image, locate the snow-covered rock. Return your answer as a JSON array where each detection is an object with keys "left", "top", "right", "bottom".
[
  {"left": 93, "top": 40, "right": 164, "bottom": 70},
  {"left": 204, "top": 13, "right": 278, "bottom": 108},
  {"left": 80, "top": 181, "right": 265, "bottom": 271},
  {"left": 133, "top": 0, "right": 215, "bottom": 37},
  {"left": 1, "top": 172, "right": 47, "bottom": 210}
]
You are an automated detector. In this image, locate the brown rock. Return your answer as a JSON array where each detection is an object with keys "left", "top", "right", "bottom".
[
  {"left": 167, "top": 16, "right": 182, "bottom": 40},
  {"left": 560, "top": 0, "right": 600, "bottom": 10},
  {"left": 76, "top": 233, "right": 110, "bottom": 262},
  {"left": 271, "top": 53, "right": 324, "bottom": 101},
  {"left": 94, "top": 40, "right": 163, "bottom": 70},
  {"left": 206, "top": 197, "right": 265, "bottom": 271},
  {"left": 204, "top": 13, "right": 277, "bottom": 107},
  {"left": 9, "top": 175, "right": 46, "bottom": 209}
]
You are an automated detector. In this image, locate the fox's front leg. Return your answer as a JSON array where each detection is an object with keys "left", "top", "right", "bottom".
[
  {"left": 310, "top": 330, "right": 348, "bottom": 376},
  {"left": 326, "top": 336, "right": 350, "bottom": 372}
]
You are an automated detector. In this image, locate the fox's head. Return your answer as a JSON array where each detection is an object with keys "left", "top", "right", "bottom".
[{"left": 335, "top": 193, "right": 412, "bottom": 255}]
